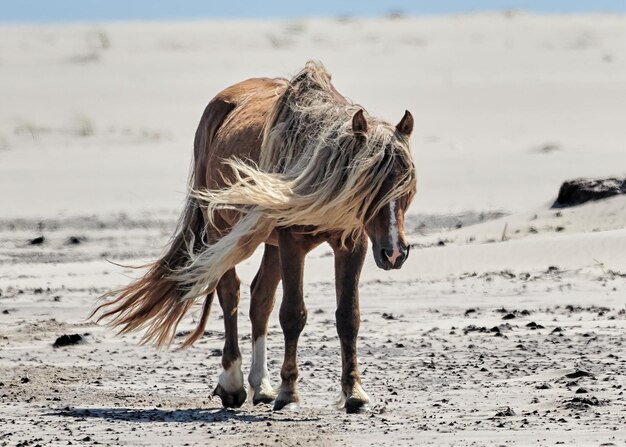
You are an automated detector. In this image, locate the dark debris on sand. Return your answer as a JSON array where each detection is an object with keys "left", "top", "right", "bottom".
[
  {"left": 52, "top": 334, "right": 84, "bottom": 348},
  {"left": 553, "top": 177, "right": 626, "bottom": 208},
  {"left": 28, "top": 236, "right": 45, "bottom": 245},
  {"left": 65, "top": 236, "right": 86, "bottom": 245},
  {"left": 564, "top": 370, "right": 595, "bottom": 379},
  {"left": 562, "top": 396, "right": 604, "bottom": 410},
  {"left": 494, "top": 406, "right": 516, "bottom": 417}
]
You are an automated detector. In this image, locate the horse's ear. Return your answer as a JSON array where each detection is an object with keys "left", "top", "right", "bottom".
[
  {"left": 396, "top": 110, "right": 414, "bottom": 137},
  {"left": 352, "top": 109, "right": 368, "bottom": 135}
]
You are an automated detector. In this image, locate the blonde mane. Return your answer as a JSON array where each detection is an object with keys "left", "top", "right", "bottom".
[
  {"left": 167, "top": 61, "right": 416, "bottom": 304},
  {"left": 208, "top": 62, "right": 414, "bottom": 230}
]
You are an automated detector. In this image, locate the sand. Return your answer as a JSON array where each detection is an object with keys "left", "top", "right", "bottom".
[{"left": 1, "top": 12, "right": 625, "bottom": 446}]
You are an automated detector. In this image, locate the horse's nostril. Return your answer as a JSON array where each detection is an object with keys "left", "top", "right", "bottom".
[{"left": 382, "top": 246, "right": 409, "bottom": 267}]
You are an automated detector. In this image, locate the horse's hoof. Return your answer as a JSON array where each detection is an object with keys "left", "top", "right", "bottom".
[
  {"left": 273, "top": 400, "right": 300, "bottom": 412},
  {"left": 253, "top": 392, "right": 276, "bottom": 406},
  {"left": 337, "top": 385, "right": 370, "bottom": 414},
  {"left": 212, "top": 384, "right": 247, "bottom": 408},
  {"left": 345, "top": 397, "right": 370, "bottom": 414},
  {"left": 273, "top": 389, "right": 299, "bottom": 411}
]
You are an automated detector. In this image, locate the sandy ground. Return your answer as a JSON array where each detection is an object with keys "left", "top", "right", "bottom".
[
  {"left": 1, "top": 204, "right": 625, "bottom": 446},
  {"left": 1, "top": 12, "right": 626, "bottom": 447}
]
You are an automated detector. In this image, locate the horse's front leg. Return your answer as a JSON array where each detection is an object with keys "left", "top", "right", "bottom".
[
  {"left": 273, "top": 230, "right": 311, "bottom": 411},
  {"left": 329, "top": 232, "right": 370, "bottom": 413}
]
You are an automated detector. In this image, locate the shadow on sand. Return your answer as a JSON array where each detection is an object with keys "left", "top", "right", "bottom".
[{"left": 46, "top": 407, "right": 319, "bottom": 424}]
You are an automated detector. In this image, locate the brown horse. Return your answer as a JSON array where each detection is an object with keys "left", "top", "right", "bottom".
[{"left": 93, "top": 61, "right": 416, "bottom": 413}]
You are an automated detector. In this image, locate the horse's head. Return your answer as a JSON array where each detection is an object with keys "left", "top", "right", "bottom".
[{"left": 359, "top": 110, "right": 416, "bottom": 270}]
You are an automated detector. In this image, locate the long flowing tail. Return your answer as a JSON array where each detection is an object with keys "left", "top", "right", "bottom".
[
  {"left": 91, "top": 196, "right": 215, "bottom": 348},
  {"left": 92, "top": 195, "right": 274, "bottom": 348}
]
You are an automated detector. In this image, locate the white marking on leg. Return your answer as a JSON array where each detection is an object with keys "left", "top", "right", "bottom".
[
  {"left": 335, "top": 383, "right": 370, "bottom": 409},
  {"left": 249, "top": 336, "right": 274, "bottom": 396},
  {"left": 387, "top": 200, "right": 401, "bottom": 266},
  {"left": 218, "top": 357, "right": 244, "bottom": 394}
]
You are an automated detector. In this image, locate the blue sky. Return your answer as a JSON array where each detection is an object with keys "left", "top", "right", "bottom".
[{"left": 2, "top": 0, "right": 625, "bottom": 22}]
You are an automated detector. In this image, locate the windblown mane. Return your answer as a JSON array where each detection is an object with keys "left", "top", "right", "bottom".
[
  {"left": 199, "top": 61, "right": 415, "bottom": 235},
  {"left": 170, "top": 61, "right": 416, "bottom": 302}
]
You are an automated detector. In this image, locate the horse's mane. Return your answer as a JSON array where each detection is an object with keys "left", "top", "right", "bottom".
[
  {"left": 173, "top": 61, "right": 416, "bottom": 302},
  {"left": 199, "top": 61, "right": 415, "bottom": 239}
]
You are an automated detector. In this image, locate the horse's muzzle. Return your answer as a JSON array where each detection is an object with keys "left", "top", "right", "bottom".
[{"left": 374, "top": 243, "right": 410, "bottom": 270}]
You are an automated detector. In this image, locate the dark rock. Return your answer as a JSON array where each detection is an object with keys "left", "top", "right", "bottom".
[
  {"left": 500, "top": 270, "right": 516, "bottom": 279},
  {"left": 495, "top": 406, "right": 516, "bottom": 417},
  {"left": 28, "top": 236, "right": 45, "bottom": 245},
  {"left": 565, "top": 370, "right": 594, "bottom": 379},
  {"left": 463, "top": 325, "right": 489, "bottom": 334},
  {"left": 502, "top": 313, "right": 516, "bottom": 320},
  {"left": 66, "top": 236, "right": 86, "bottom": 245},
  {"left": 53, "top": 334, "right": 83, "bottom": 348},
  {"left": 553, "top": 177, "right": 626, "bottom": 208},
  {"left": 575, "top": 387, "right": 589, "bottom": 394},
  {"left": 563, "top": 396, "right": 601, "bottom": 409}
]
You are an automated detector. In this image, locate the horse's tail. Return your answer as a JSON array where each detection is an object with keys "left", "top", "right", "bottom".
[{"left": 91, "top": 195, "right": 215, "bottom": 348}]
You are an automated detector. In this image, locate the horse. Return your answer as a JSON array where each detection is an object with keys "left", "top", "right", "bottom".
[{"left": 92, "top": 61, "right": 416, "bottom": 414}]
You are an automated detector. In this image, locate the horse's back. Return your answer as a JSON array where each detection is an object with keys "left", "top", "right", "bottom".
[{"left": 194, "top": 77, "right": 288, "bottom": 190}]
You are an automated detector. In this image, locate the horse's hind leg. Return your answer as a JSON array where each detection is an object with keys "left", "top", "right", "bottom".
[
  {"left": 248, "top": 244, "right": 281, "bottom": 405},
  {"left": 212, "top": 268, "right": 247, "bottom": 408},
  {"left": 329, "top": 233, "right": 370, "bottom": 413}
]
